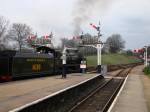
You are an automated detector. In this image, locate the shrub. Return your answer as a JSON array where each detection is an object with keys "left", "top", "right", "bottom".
[{"left": 143, "top": 66, "right": 150, "bottom": 75}]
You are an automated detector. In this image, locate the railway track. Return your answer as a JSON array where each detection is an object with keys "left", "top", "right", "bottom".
[
  {"left": 6, "top": 67, "right": 134, "bottom": 112},
  {"left": 68, "top": 67, "right": 132, "bottom": 112}
]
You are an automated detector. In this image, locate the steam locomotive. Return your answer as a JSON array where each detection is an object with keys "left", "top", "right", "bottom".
[{"left": 0, "top": 46, "right": 83, "bottom": 82}]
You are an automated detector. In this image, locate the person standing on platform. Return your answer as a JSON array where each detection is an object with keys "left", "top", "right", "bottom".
[{"left": 61, "top": 47, "right": 67, "bottom": 78}]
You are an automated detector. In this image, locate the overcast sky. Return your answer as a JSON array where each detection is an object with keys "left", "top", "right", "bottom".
[{"left": 0, "top": 0, "right": 150, "bottom": 49}]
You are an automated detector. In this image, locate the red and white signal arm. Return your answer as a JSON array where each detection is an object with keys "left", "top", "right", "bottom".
[
  {"left": 44, "top": 35, "right": 50, "bottom": 39},
  {"left": 72, "top": 36, "right": 80, "bottom": 40},
  {"left": 28, "top": 36, "right": 31, "bottom": 40},
  {"left": 90, "top": 23, "right": 97, "bottom": 29},
  {"left": 133, "top": 49, "right": 144, "bottom": 53},
  {"left": 73, "top": 36, "right": 76, "bottom": 40},
  {"left": 138, "top": 49, "right": 144, "bottom": 53},
  {"left": 90, "top": 23, "right": 100, "bottom": 31},
  {"left": 133, "top": 49, "right": 138, "bottom": 52},
  {"left": 28, "top": 35, "right": 36, "bottom": 40}
]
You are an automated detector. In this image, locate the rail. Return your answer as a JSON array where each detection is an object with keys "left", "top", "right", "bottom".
[{"left": 69, "top": 67, "right": 132, "bottom": 112}]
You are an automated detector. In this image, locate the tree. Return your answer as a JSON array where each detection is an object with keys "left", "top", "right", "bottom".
[
  {"left": 106, "top": 34, "right": 125, "bottom": 53},
  {"left": 0, "top": 16, "right": 9, "bottom": 50},
  {"left": 61, "top": 38, "right": 78, "bottom": 49},
  {"left": 60, "top": 33, "right": 98, "bottom": 56},
  {"left": 7, "top": 23, "right": 32, "bottom": 52},
  {"left": 81, "top": 33, "right": 97, "bottom": 56},
  {"left": 126, "top": 50, "right": 134, "bottom": 56}
]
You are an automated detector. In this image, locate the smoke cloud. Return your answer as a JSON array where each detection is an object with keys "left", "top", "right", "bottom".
[{"left": 72, "top": 0, "right": 115, "bottom": 36}]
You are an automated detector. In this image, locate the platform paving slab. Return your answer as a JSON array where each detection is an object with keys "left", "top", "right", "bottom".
[
  {"left": 0, "top": 73, "right": 97, "bottom": 112},
  {"left": 111, "top": 65, "right": 148, "bottom": 112},
  {"left": 141, "top": 73, "right": 150, "bottom": 112}
]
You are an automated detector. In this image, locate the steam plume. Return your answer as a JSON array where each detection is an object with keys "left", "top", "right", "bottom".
[{"left": 72, "top": 0, "right": 114, "bottom": 36}]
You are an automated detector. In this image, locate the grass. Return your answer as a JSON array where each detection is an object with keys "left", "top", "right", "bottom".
[{"left": 86, "top": 53, "right": 141, "bottom": 66}]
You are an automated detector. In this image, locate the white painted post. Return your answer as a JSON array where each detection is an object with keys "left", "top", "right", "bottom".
[
  {"left": 97, "top": 44, "right": 100, "bottom": 66},
  {"left": 144, "top": 51, "right": 146, "bottom": 67},
  {"left": 62, "top": 47, "right": 66, "bottom": 65},
  {"left": 61, "top": 46, "right": 67, "bottom": 78},
  {"left": 146, "top": 47, "right": 148, "bottom": 67},
  {"left": 100, "top": 44, "right": 102, "bottom": 66},
  {"left": 97, "top": 22, "right": 102, "bottom": 73}
]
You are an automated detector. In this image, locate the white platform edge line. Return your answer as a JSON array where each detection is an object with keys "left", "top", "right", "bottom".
[
  {"left": 9, "top": 74, "right": 101, "bottom": 112},
  {"left": 107, "top": 75, "right": 129, "bottom": 112}
]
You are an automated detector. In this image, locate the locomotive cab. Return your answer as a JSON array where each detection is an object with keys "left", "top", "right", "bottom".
[{"left": 0, "top": 50, "right": 16, "bottom": 81}]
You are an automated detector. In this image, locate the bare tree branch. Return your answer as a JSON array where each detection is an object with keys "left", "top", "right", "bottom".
[
  {"left": 7, "top": 23, "right": 32, "bottom": 52},
  {"left": 0, "top": 16, "right": 9, "bottom": 50}
]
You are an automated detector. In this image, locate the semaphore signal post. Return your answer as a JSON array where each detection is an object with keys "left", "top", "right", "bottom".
[{"left": 79, "top": 21, "right": 105, "bottom": 74}]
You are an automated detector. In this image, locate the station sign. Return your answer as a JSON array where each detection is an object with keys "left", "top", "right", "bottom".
[
  {"left": 80, "top": 60, "right": 86, "bottom": 69},
  {"left": 80, "top": 64, "right": 86, "bottom": 69}
]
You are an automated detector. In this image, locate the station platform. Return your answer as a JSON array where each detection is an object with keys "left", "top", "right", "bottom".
[
  {"left": 0, "top": 71, "right": 121, "bottom": 112},
  {"left": 110, "top": 65, "right": 148, "bottom": 112}
]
